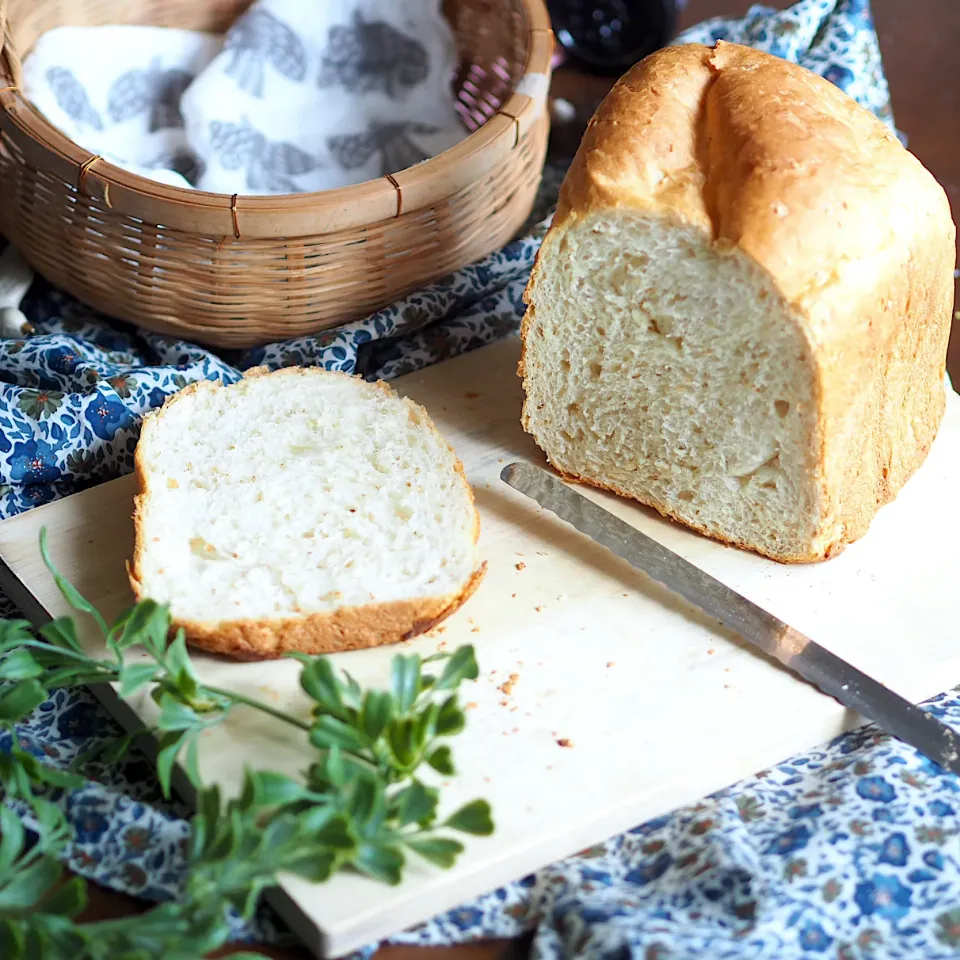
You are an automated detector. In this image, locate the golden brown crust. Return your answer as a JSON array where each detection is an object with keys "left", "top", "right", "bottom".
[
  {"left": 129, "top": 367, "right": 483, "bottom": 659},
  {"left": 159, "top": 564, "right": 487, "bottom": 661},
  {"left": 521, "top": 41, "right": 956, "bottom": 563}
]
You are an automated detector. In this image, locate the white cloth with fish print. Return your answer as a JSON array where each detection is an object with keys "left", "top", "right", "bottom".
[
  {"left": 21, "top": 26, "right": 222, "bottom": 190},
  {"left": 20, "top": 0, "right": 467, "bottom": 196}
]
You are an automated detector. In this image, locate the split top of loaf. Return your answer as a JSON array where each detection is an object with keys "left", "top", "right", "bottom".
[
  {"left": 130, "top": 368, "right": 483, "bottom": 660},
  {"left": 521, "top": 41, "right": 956, "bottom": 563}
]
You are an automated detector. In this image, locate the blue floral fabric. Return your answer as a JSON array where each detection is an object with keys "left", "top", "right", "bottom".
[{"left": 5, "top": 1, "right": 959, "bottom": 957}]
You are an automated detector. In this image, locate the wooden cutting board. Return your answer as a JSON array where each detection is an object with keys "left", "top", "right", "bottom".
[{"left": 2, "top": 336, "right": 960, "bottom": 958}]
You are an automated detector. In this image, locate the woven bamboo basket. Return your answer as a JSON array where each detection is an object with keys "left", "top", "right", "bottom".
[{"left": 0, "top": 0, "right": 552, "bottom": 349}]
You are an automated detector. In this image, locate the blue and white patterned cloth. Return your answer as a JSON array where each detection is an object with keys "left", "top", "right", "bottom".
[{"left": 4, "top": 2, "right": 960, "bottom": 957}]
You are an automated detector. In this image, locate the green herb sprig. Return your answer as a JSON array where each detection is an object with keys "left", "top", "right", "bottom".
[{"left": 0, "top": 529, "right": 493, "bottom": 958}]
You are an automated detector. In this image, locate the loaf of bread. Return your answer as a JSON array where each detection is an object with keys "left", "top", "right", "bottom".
[
  {"left": 520, "top": 41, "right": 956, "bottom": 563},
  {"left": 129, "top": 369, "right": 484, "bottom": 659}
]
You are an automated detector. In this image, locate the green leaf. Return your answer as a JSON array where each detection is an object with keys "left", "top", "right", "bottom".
[
  {"left": 444, "top": 799, "right": 495, "bottom": 836},
  {"left": 426, "top": 745, "right": 455, "bottom": 776},
  {"left": 324, "top": 746, "right": 347, "bottom": 788},
  {"left": 117, "top": 662, "right": 159, "bottom": 698},
  {"left": 436, "top": 695, "right": 466, "bottom": 737},
  {"left": 0, "top": 855, "right": 62, "bottom": 910},
  {"left": 300, "top": 803, "right": 338, "bottom": 834},
  {"left": 353, "top": 842, "right": 404, "bottom": 885},
  {"left": 295, "top": 656, "right": 345, "bottom": 715},
  {"left": 346, "top": 776, "right": 379, "bottom": 827},
  {"left": 105, "top": 604, "right": 135, "bottom": 643},
  {"left": 163, "top": 630, "right": 197, "bottom": 697},
  {"left": 155, "top": 730, "right": 186, "bottom": 798},
  {"left": 261, "top": 814, "right": 298, "bottom": 852},
  {"left": 30, "top": 799, "right": 71, "bottom": 850},
  {"left": 435, "top": 645, "right": 479, "bottom": 690},
  {"left": 192, "top": 784, "right": 223, "bottom": 856},
  {"left": 0, "top": 749, "right": 35, "bottom": 800},
  {"left": 43, "top": 667, "right": 116, "bottom": 690},
  {"left": 0, "top": 680, "right": 47, "bottom": 722},
  {"left": 39, "top": 876, "right": 87, "bottom": 918},
  {"left": 284, "top": 850, "right": 338, "bottom": 884},
  {"left": 309, "top": 715, "right": 369, "bottom": 753},
  {"left": 183, "top": 736, "right": 202, "bottom": 791},
  {"left": 32, "top": 763, "right": 84, "bottom": 791},
  {"left": 340, "top": 670, "right": 363, "bottom": 709},
  {"left": 250, "top": 771, "right": 310, "bottom": 807},
  {"left": 387, "top": 718, "right": 418, "bottom": 769},
  {"left": 38, "top": 617, "right": 85, "bottom": 656},
  {"left": 0, "top": 918, "right": 25, "bottom": 959},
  {"left": 405, "top": 836, "right": 464, "bottom": 869},
  {"left": 413, "top": 701, "right": 440, "bottom": 749},
  {"left": 201, "top": 782, "right": 223, "bottom": 826},
  {"left": 360, "top": 690, "right": 394, "bottom": 742},
  {"left": 156, "top": 692, "right": 209, "bottom": 732},
  {"left": 315, "top": 813, "right": 357, "bottom": 852},
  {"left": 0, "top": 649, "right": 43, "bottom": 681},
  {"left": 391, "top": 780, "right": 439, "bottom": 828},
  {"left": 39, "top": 527, "right": 110, "bottom": 637},
  {"left": 0, "top": 807, "right": 25, "bottom": 871},
  {"left": 112, "top": 598, "right": 169, "bottom": 654},
  {"left": 391, "top": 654, "right": 421, "bottom": 713}
]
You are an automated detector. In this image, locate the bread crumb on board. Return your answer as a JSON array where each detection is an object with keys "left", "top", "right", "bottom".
[
  {"left": 556, "top": 738, "right": 574, "bottom": 748},
  {"left": 498, "top": 673, "right": 519, "bottom": 696},
  {"left": 515, "top": 562, "right": 526, "bottom": 571}
]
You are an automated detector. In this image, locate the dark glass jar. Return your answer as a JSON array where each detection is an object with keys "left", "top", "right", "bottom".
[{"left": 547, "top": 0, "right": 680, "bottom": 75}]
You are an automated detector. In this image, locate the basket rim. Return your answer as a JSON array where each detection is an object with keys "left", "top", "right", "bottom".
[{"left": 0, "top": 0, "right": 553, "bottom": 239}]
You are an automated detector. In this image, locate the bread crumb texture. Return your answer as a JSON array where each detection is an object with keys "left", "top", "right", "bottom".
[
  {"left": 130, "top": 368, "right": 484, "bottom": 659},
  {"left": 521, "top": 41, "right": 955, "bottom": 564}
]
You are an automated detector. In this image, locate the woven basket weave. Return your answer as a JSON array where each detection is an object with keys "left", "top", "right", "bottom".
[{"left": 0, "top": 0, "right": 552, "bottom": 349}]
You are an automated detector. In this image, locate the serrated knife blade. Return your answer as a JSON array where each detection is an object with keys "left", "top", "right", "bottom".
[{"left": 501, "top": 461, "right": 960, "bottom": 774}]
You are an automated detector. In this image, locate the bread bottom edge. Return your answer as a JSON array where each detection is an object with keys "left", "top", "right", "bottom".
[{"left": 164, "top": 564, "right": 488, "bottom": 661}]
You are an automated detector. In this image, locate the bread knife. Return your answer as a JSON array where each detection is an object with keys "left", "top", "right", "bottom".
[{"left": 500, "top": 461, "right": 960, "bottom": 774}]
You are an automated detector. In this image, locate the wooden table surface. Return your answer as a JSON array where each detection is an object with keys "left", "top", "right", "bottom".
[{"left": 74, "top": 1, "right": 960, "bottom": 957}]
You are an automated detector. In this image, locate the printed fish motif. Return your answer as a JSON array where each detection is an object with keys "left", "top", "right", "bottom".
[
  {"left": 146, "top": 149, "right": 206, "bottom": 187},
  {"left": 317, "top": 13, "right": 429, "bottom": 100},
  {"left": 45, "top": 67, "right": 103, "bottom": 131},
  {"left": 223, "top": 9, "right": 307, "bottom": 99},
  {"left": 328, "top": 123, "right": 438, "bottom": 177},
  {"left": 209, "top": 119, "right": 318, "bottom": 193},
  {"left": 107, "top": 60, "right": 194, "bottom": 132}
]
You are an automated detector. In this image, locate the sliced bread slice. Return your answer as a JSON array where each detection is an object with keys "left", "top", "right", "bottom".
[{"left": 129, "top": 368, "right": 484, "bottom": 660}]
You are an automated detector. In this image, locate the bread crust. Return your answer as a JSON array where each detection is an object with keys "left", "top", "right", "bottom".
[
  {"left": 129, "top": 368, "right": 484, "bottom": 659},
  {"left": 520, "top": 41, "right": 956, "bottom": 563}
]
